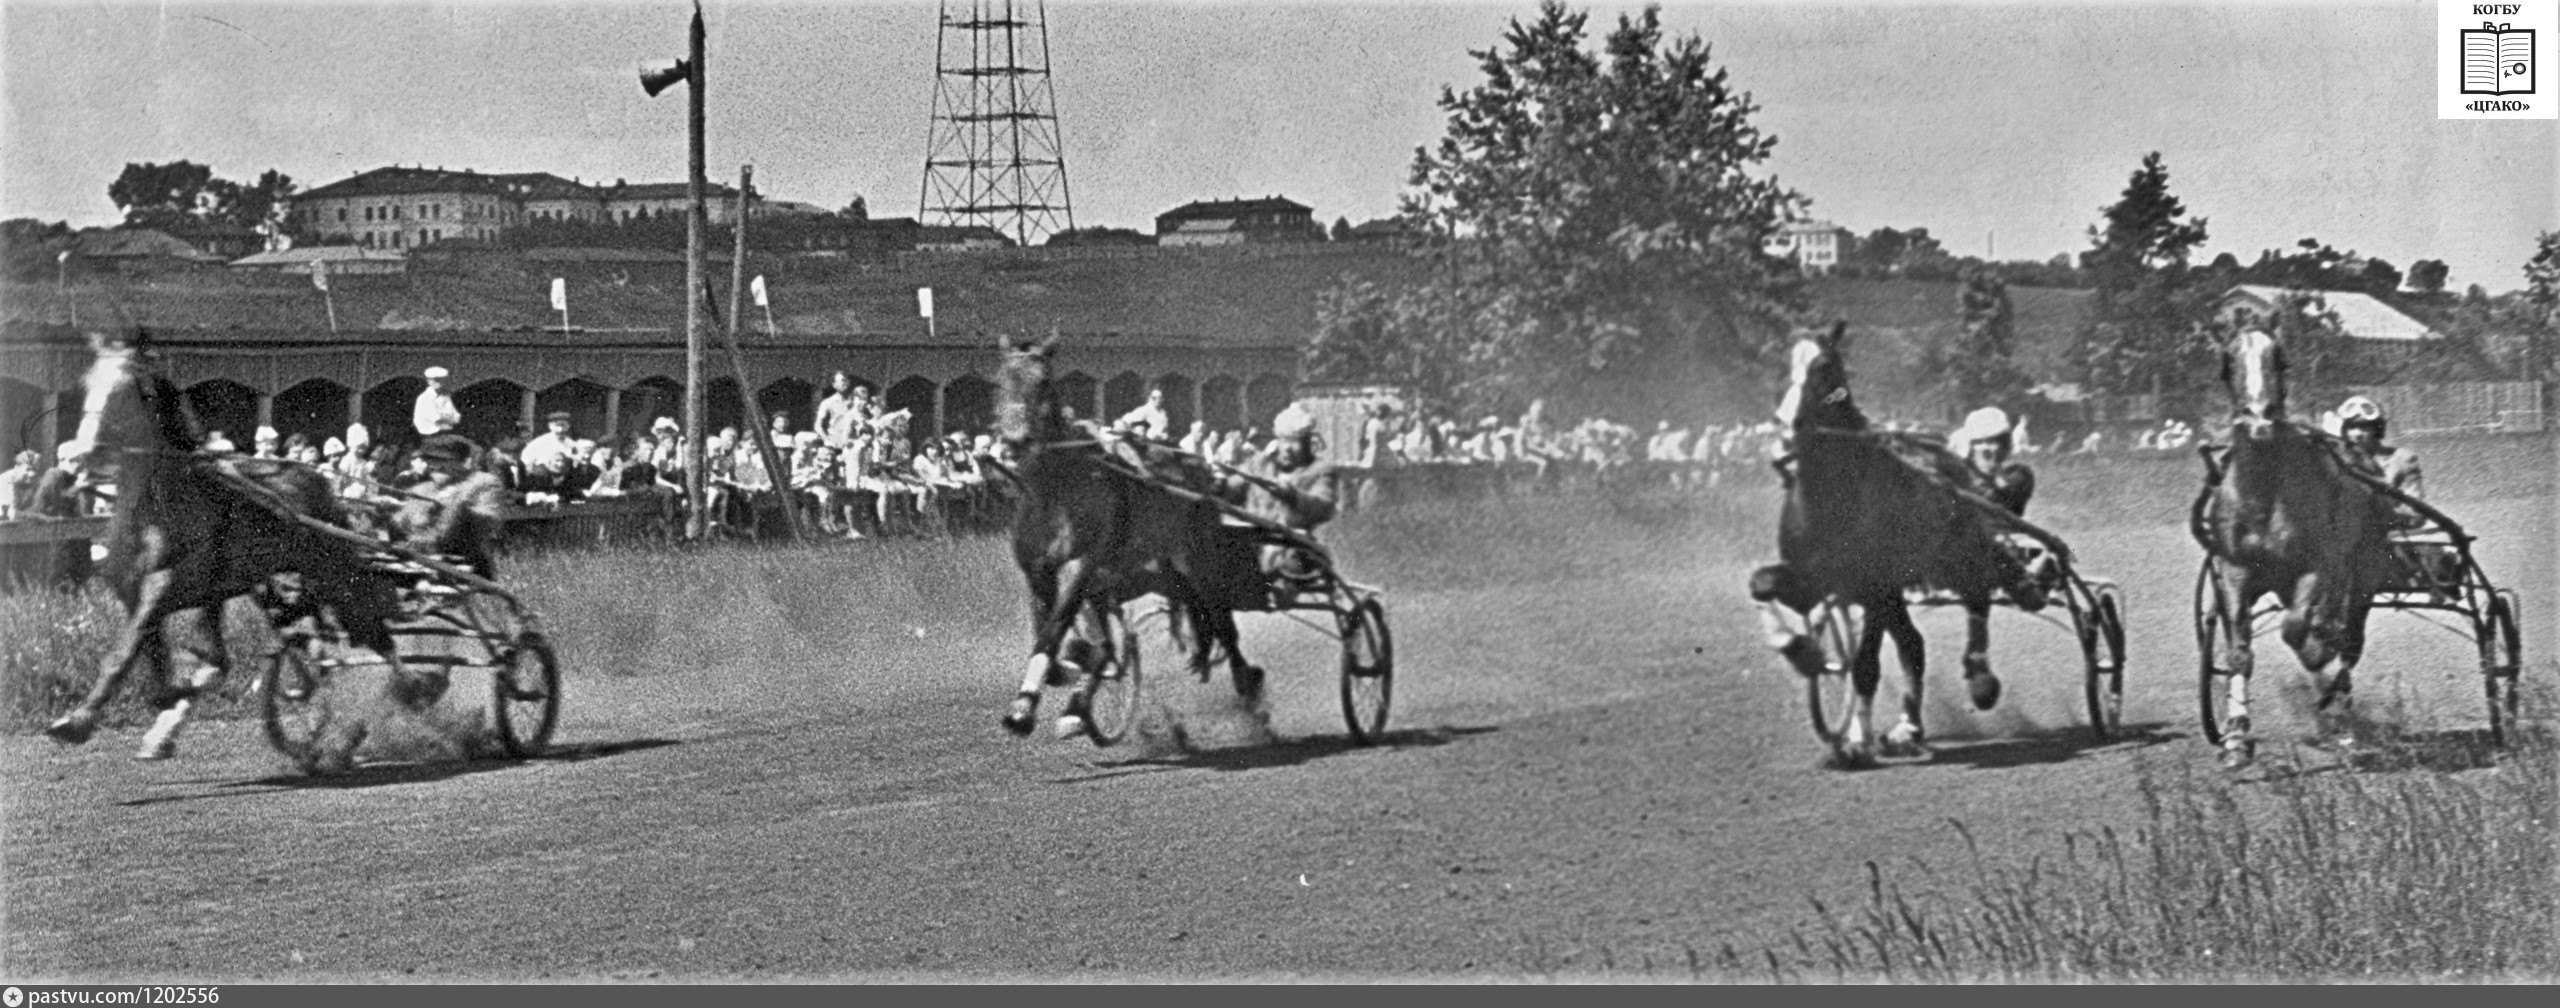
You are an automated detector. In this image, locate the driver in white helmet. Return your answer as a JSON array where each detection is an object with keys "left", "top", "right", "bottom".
[
  {"left": 1949, "top": 406, "right": 2053, "bottom": 611},
  {"left": 2332, "top": 395, "right": 2448, "bottom": 589}
]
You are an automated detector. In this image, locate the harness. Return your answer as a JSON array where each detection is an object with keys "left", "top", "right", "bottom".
[{"left": 1792, "top": 424, "right": 2076, "bottom": 565}]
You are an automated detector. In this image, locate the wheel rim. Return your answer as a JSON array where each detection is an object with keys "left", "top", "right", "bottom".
[
  {"left": 1806, "top": 601, "right": 1858, "bottom": 750},
  {"left": 2083, "top": 590, "right": 2127, "bottom": 739},
  {"left": 1340, "top": 597, "right": 1392, "bottom": 744},
  {"left": 261, "top": 644, "right": 326, "bottom": 770},
  {"left": 1083, "top": 605, "right": 1142, "bottom": 747},
  {"left": 2482, "top": 594, "right": 2522, "bottom": 747},
  {"left": 2195, "top": 563, "right": 2231, "bottom": 748},
  {"left": 493, "top": 634, "right": 560, "bottom": 758}
]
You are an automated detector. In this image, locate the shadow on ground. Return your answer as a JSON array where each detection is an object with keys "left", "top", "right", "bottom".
[
  {"left": 1051, "top": 725, "right": 1496, "bottom": 784},
  {"left": 113, "top": 738, "right": 682, "bottom": 806},
  {"left": 1924, "top": 722, "right": 2184, "bottom": 770}
]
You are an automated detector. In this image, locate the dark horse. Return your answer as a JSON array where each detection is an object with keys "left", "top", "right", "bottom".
[
  {"left": 2192, "top": 326, "right": 2395, "bottom": 768},
  {"left": 992, "top": 331, "right": 1262, "bottom": 738},
  {"left": 42, "top": 327, "right": 401, "bottom": 758},
  {"left": 1751, "top": 322, "right": 2035, "bottom": 766}
]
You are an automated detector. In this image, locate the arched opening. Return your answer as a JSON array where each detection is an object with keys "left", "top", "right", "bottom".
[
  {"left": 1055, "top": 371, "right": 1099, "bottom": 424},
  {"left": 706, "top": 376, "right": 744, "bottom": 438},
  {"left": 1155, "top": 372, "right": 1196, "bottom": 436},
  {"left": 885, "top": 375, "right": 937, "bottom": 431},
  {"left": 362, "top": 377, "right": 425, "bottom": 450},
  {"left": 1, "top": 377, "right": 51, "bottom": 462},
  {"left": 1102, "top": 371, "right": 1147, "bottom": 426},
  {"left": 1244, "top": 373, "right": 1293, "bottom": 434},
  {"left": 759, "top": 378, "right": 814, "bottom": 437},
  {"left": 272, "top": 379, "right": 351, "bottom": 448},
  {"left": 183, "top": 380, "right": 260, "bottom": 447},
  {"left": 1200, "top": 375, "right": 1244, "bottom": 433},
  {"left": 622, "top": 376, "right": 684, "bottom": 441},
  {"left": 453, "top": 379, "right": 525, "bottom": 448},
  {"left": 942, "top": 374, "right": 996, "bottom": 437},
  {"left": 534, "top": 378, "right": 611, "bottom": 442}
]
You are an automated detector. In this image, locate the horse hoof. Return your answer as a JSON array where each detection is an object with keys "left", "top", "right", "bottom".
[
  {"left": 1055, "top": 714, "right": 1088, "bottom": 740},
  {"left": 1825, "top": 745, "right": 1878, "bottom": 771},
  {"left": 1001, "top": 694, "right": 1039, "bottom": 736},
  {"left": 1232, "top": 664, "right": 1266, "bottom": 700},
  {"left": 2219, "top": 744, "right": 2256, "bottom": 772},
  {"left": 1966, "top": 672, "right": 2004, "bottom": 711},
  {"left": 43, "top": 712, "right": 98, "bottom": 746},
  {"left": 134, "top": 738, "right": 177, "bottom": 761},
  {"left": 1881, "top": 725, "right": 1929, "bottom": 758},
  {"left": 1777, "top": 636, "right": 1828, "bottom": 678}
]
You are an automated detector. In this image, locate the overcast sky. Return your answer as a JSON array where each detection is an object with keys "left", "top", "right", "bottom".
[{"left": 3, "top": 1, "right": 2554, "bottom": 289}]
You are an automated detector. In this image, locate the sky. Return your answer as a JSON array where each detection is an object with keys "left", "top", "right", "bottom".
[{"left": 2, "top": 0, "right": 2555, "bottom": 290}]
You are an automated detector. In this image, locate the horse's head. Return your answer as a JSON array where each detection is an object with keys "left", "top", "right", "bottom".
[
  {"left": 1774, "top": 320, "right": 1863, "bottom": 433},
  {"left": 993, "top": 328, "right": 1064, "bottom": 453},
  {"left": 73, "top": 326, "right": 193, "bottom": 472},
  {"left": 2218, "top": 326, "right": 2286, "bottom": 441}
]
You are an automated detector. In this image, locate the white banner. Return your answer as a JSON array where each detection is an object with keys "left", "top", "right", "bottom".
[
  {"left": 916, "top": 286, "right": 935, "bottom": 319},
  {"left": 549, "top": 277, "right": 568, "bottom": 312},
  {"left": 751, "top": 275, "right": 769, "bottom": 307},
  {"left": 309, "top": 260, "right": 329, "bottom": 292}
]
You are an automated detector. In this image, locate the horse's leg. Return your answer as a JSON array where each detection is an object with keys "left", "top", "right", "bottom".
[
  {"left": 135, "top": 605, "right": 232, "bottom": 760},
  {"left": 1959, "top": 597, "right": 2002, "bottom": 711},
  {"left": 1215, "top": 606, "right": 1262, "bottom": 700},
  {"left": 1838, "top": 604, "right": 1889, "bottom": 768},
  {"left": 1003, "top": 559, "right": 1087, "bottom": 735},
  {"left": 2286, "top": 571, "right": 2367, "bottom": 744},
  {"left": 2219, "top": 567, "right": 2261, "bottom": 769},
  {"left": 1879, "top": 597, "right": 1933, "bottom": 757},
  {"left": 46, "top": 568, "right": 191, "bottom": 745}
]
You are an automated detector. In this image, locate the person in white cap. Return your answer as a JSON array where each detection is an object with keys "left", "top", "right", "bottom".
[
  {"left": 1115, "top": 384, "right": 1172, "bottom": 443},
  {"left": 1227, "top": 402, "right": 1340, "bottom": 588},
  {"left": 413, "top": 366, "right": 461, "bottom": 437},
  {"left": 2334, "top": 395, "right": 2423, "bottom": 500},
  {"left": 1948, "top": 406, "right": 2036, "bottom": 517}
]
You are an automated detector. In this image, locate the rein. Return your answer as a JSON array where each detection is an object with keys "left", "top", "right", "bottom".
[{"left": 1790, "top": 422, "right": 2076, "bottom": 564}]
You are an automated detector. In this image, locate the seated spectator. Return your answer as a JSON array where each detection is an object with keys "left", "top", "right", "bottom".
[
  {"left": 25, "top": 443, "right": 101, "bottom": 589},
  {"left": 3, "top": 448, "right": 40, "bottom": 519}
]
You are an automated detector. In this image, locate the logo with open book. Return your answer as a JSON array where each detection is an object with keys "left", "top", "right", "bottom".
[{"left": 2462, "top": 21, "right": 2536, "bottom": 94}]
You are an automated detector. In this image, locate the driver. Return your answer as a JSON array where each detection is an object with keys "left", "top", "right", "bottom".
[
  {"left": 398, "top": 433, "right": 507, "bottom": 580},
  {"left": 2333, "top": 395, "right": 2448, "bottom": 588},
  {"left": 1948, "top": 406, "right": 2052, "bottom": 611},
  {"left": 1223, "top": 403, "right": 1339, "bottom": 591}
]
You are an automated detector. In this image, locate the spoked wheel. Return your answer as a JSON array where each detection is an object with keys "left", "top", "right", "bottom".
[
  {"left": 2078, "top": 582, "right": 2128, "bottom": 741},
  {"left": 1803, "top": 598, "right": 1860, "bottom": 751},
  {"left": 2481, "top": 590, "right": 2524, "bottom": 747},
  {"left": 492, "top": 631, "right": 561, "bottom": 758},
  {"left": 258, "top": 638, "right": 328, "bottom": 773},
  {"left": 1338, "top": 595, "right": 1393, "bottom": 744},
  {"left": 2194, "top": 559, "right": 2235, "bottom": 748},
  {"left": 1077, "top": 600, "right": 1143, "bottom": 747}
]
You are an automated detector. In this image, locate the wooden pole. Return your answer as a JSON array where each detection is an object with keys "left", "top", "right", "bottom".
[
  {"left": 721, "top": 165, "right": 805, "bottom": 542},
  {"left": 681, "top": 2, "right": 708, "bottom": 540}
]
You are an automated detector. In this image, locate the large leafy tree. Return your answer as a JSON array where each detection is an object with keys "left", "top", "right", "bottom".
[
  {"left": 1931, "top": 267, "right": 2031, "bottom": 412},
  {"left": 106, "top": 160, "right": 296, "bottom": 231},
  {"left": 2523, "top": 230, "right": 2560, "bottom": 381},
  {"left": 2070, "top": 152, "right": 2215, "bottom": 401},
  {"left": 1306, "top": 1, "right": 1807, "bottom": 421}
]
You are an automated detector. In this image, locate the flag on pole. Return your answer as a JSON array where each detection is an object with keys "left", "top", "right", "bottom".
[
  {"left": 751, "top": 275, "right": 769, "bottom": 308},
  {"left": 549, "top": 277, "right": 568, "bottom": 312},
  {"left": 917, "top": 286, "right": 934, "bottom": 319},
  {"left": 309, "top": 260, "right": 329, "bottom": 292}
]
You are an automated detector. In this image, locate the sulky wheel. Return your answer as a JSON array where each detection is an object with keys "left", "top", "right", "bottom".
[
  {"left": 2079, "top": 583, "right": 2128, "bottom": 741},
  {"left": 492, "top": 631, "right": 561, "bottom": 758},
  {"left": 1077, "top": 600, "right": 1144, "bottom": 747},
  {"left": 259, "top": 638, "right": 329, "bottom": 774},
  {"left": 1338, "top": 595, "right": 1393, "bottom": 744},
  {"left": 2194, "top": 559, "right": 2235, "bottom": 748},
  {"left": 1803, "top": 597, "right": 1860, "bottom": 752},
  {"left": 2481, "top": 591, "right": 2524, "bottom": 748}
]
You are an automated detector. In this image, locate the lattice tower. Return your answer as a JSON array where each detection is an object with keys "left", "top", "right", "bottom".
[{"left": 919, "top": 0, "right": 1075, "bottom": 246}]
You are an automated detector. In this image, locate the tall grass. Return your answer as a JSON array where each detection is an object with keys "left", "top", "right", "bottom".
[{"left": 1708, "top": 727, "right": 2559, "bottom": 982}]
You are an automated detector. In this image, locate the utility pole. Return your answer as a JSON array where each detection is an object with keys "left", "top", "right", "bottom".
[
  {"left": 720, "top": 165, "right": 805, "bottom": 542},
  {"left": 643, "top": 3, "right": 711, "bottom": 539}
]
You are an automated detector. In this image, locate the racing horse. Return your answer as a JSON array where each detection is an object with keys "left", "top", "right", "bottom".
[
  {"left": 2191, "top": 326, "right": 2395, "bottom": 768},
  {"left": 42, "top": 327, "right": 401, "bottom": 758},
  {"left": 992, "top": 330, "right": 1261, "bottom": 738},
  {"left": 1752, "top": 321, "right": 2038, "bottom": 766}
]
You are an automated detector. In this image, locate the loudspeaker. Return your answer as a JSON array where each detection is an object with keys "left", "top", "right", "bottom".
[{"left": 640, "top": 60, "right": 693, "bottom": 97}]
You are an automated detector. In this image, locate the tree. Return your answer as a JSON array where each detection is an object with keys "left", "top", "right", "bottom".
[
  {"left": 1931, "top": 268, "right": 2030, "bottom": 411},
  {"left": 2069, "top": 152, "right": 2214, "bottom": 402},
  {"left": 2406, "top": 258, "right": 2450, "bottom": 295},
  {"left": 108, "top": 160, "right": 217, "bottom": 229},
  {"left": 1308, "top": 1, "right": 1806, "bottom": 420},
  {"left": 1329, "top": 217, "right": 1352, "bottom": 242},
  {"left": 2523, "top": 230, "right": 2560, "bottom": 381}
]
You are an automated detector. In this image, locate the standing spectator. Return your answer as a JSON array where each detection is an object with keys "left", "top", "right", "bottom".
[
  {"left": 251, "top": 426, "right": 282, "bottom": 459},
  {"left": 1116, "top": 385, "right": 1171, "bottom": 442},
  {"left": 413, "top": 366, "right": 461, "bottom": 437},
  {"left": 1178, "top": 420, "right": 1209, "bottom": 456},
  {"left": 816, "top": 372, "right": 862, "bottom": 448},
  {"left": 3, "top": 448, "right": 40, "bottom": 519},
  {"left": 1360, "top": 403, "right": 1398, "bottom": 469}
]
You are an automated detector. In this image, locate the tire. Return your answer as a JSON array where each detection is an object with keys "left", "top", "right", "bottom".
[
  {"left": 2081, "top": 585, "right": 2127, "bottom": 741},
  {"left": 493, "top": 631, "right": 561, "bottom": 758},
  {"left": 1803, "top": 598, "right": 1859, "bottom": 751},
  {"left": 1339, "top": 595, "right": 1393, "bottom": 744},
  {"left": 2481, "top": 591, "right": 2523, "bottom": 748},
  {"left": 1079, "top": 601, "right": 1142, "bottom": 747},
  {"left": 2194, "top": 559, "right": 2233, "bottom": 748},
  {"left": 259, "top": 641, "right": 326, "bottom": 773}
]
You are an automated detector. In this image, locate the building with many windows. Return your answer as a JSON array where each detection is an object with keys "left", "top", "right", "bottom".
[
  {"left": 288, "top": 166, "right": 757, "bottom": 250},
  {"left": 1155, "top": 196, "right": 1323, "bottom": 247},
  {"left": 1763, "top": 219, "right": 1848, "bottom": 273}
]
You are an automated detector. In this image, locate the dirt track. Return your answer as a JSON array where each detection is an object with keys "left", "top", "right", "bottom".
[{"left": 4, "top": 445, "right": 2552, "bottom": 981}]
